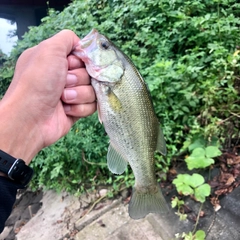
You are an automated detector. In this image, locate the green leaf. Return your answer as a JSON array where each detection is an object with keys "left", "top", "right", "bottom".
[
  {"left": 179, "top": 213, "right": 187, "bottom": 221},
  {"left": 171, "top": 198, "right": 178, "bottom": 208},
  {"left": 188, "top": 174, "right": 205, "bottom": 188},
  {"left": 173, "top": 174, "right": 191, "bottom": 184},
  {"left": 182, "top": 139, "right": 191, "bottom": 150},
  {"left": 177, "top": 183, "right": 194, "bottom": 195},
  {"left": 184, "top": 232, "right": 193, "bottom": 240},
  {"left": 182, "top": 106, "right": 189, "bottom": 113},
  {"left": 171, "top": 197, "right": 184, "bottom": 208},
  {"left": 188, "top": 138, "right": 206, "bottom": 151},
  {"left": 195, "top": 230, "right": 206, "bottom": 240},
  {"left": 185, "top": 156, "right": 214, "bottom": 170},
  {"left": 185, "top": 145, "right": 215, "bottom": 170},
  {"left": 205, "top": 146, "right": 222, "bottom": 158},
  {"left": 194, "top": 184, "right": 211, "bottom": 202},
  {"left": 173, "top": 174, "right": 194, "bottom": 195},
  {"left": 191, "top": 148, "right": 206, "bottom": 157},
  {"left": 175, "top": 212, "right": 188, "bottom": 221}
]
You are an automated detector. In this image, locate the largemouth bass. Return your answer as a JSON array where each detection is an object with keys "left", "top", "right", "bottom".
[{"left": 73, "top": 29, "right": 168, "bottom": 219}]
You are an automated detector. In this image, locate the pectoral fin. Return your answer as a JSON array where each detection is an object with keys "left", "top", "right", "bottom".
[
  {"left": 107, "top": 144, "right": 128, "bottom": 174},
  {"left": 156, "top": 126, "right": 167, "bottom": 156}
]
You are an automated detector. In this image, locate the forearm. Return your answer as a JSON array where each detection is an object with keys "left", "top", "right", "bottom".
[
  {"left": 0, "top": 103, "right": 39, "bottom": 233},
  {"left": 0, "top": 100, "right": 42, "bottom": 165}
]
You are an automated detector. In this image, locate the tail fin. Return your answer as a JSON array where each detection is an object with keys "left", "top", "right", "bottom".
[{"left": 128, "top": 185, "right": 168, "bottom": 219}]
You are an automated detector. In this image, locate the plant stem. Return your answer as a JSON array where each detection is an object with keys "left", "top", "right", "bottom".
[
  {"left": 192, "top": 202, "right": 204, "bottom": 234},
  {"left": 81, "top": 194, "right": 107, "bottom": 219},
  {"left": 82, "top": 151, "right": 107, "bottom": 166}
]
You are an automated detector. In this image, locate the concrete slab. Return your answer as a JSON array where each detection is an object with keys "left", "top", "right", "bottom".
[
  {"left": 5, "top": 186, "right": 240, "bottom": 240},
  {"left": 75, "top": 203, "right": 164, "bottom": 240},
  {"left": 15, "top": 191, "right": 76, "bottom": 240}
]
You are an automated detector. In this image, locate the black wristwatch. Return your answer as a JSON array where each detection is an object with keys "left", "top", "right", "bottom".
[{"left": 0, "top": 149, "right": 34, "bottom": 186}]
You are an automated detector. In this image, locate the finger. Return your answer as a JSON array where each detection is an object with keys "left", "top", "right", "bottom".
[
  {"left": 61, "top": 85, "right": 96, "bottom": 104},
  {"left": 43, "top": 30, "right": 80, "bottom": 56},
  {"left": 63, "top": 102, "right": 97, "bottom": 118},
  {"left": 66, "top": 69, "right": 90, "bottom": 87},
  {"left": 68, "top": 55, "right": 85, "bottom": 70}
]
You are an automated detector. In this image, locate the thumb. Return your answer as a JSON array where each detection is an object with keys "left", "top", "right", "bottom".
[{"left": 46, "top": 29, "right": 80, "bottom": 56}]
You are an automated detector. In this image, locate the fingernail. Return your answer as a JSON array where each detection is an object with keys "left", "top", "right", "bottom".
[
  {"left": 64, "top": 89, "right": 77, "bottom": 100},
  {"left": 63, "top": 105, "right": 71, "bottom": 112},
  {"left": 66, "top": 73, "right": 77, "bottom": 85}
]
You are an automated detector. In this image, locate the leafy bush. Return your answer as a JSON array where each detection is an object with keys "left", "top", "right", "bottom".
[
  {"left": 30, "top": 114, "right": 109, "bottom": 193},
  {"left": 0, "top": 0, "right": 240, "bottom": 192}
]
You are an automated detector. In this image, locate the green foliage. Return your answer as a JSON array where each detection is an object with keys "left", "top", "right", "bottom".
[
  {"left": 0, "top": 49, "right": 10, "bottom": 98},
  {"left": 30, "top": 114, "right": 110, "bottom": 193},
  {"left": 173, "top": 137, "right": 219, "bottom": 238},
  {"left": 185, "top": 136, "right": 222, "bottom": 169},
  {"left": 173, "top": 173, "right": 210, "bottom": 202},
  {"left": 0, "top": 49, "right": 7, "bottom": 66},
  {"left": 0, "top": 0, "right": 239, "bottom": 192},
  {"left": 172, "top": 197, "right": 187, "bottom": 221},
  {"left": 175, "top": 230, "right": 206, "bottom": 240},
  {"left": 185, "top": 146, "right": 221, "bottom": 169},
  {"left": 171, "top": 196, "right": 185, "bottom": 209},
  {"left": 194, "top": 230, "right": 206, "bottom": 240}
]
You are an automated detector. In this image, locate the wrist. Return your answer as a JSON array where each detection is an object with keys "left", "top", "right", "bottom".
[
  {"left": 0, "top": 100, "right": 42, "bottom": 164},
  {"left": 0, "top": 149, "right": 34, "bottom": 185}
]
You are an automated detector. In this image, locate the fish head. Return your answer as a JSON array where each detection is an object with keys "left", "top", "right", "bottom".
[{"left": 73, "top": 29, "right": 124, "bottom": 83}]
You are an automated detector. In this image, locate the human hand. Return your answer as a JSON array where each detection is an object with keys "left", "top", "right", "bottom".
[{"left": 0, "top": 30, "right": 96, "bottom": 164}]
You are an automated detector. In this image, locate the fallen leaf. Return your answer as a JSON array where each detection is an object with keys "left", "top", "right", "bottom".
[
  {"left": 225, "top": 175, "right": 235, "bottom": 186},
  {"left": 214, "top": 204, "right": 221, "bottom": 212}
]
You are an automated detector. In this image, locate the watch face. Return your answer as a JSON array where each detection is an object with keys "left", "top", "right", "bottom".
[
  {"left": 0, "top": 150, "right": 34, "bottom": 186},
  {"left": 8, "top": 160, "right": 34, "bottom": 186}
]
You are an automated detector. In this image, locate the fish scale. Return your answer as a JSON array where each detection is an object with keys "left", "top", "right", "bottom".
[{"left": 73, "top": 29, "right": 168, "bottom": 219}]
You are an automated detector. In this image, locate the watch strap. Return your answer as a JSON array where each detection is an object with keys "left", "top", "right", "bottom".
[{"left": 0, "top": 149, "right": 34, "bottom": 186}]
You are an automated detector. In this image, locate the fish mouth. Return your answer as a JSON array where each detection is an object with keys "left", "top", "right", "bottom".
[
  {"left": 81, "top": 29, "right": 98, "bottom": 48},
  {"left": 73, "top": 29, "right": 119, "bottom": 83},
  {"left": 73, "top": 29, "right": 99, "bottom": 59}
]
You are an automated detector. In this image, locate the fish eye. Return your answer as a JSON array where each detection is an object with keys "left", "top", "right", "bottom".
[{"left": 100, "top": 40, "right": 110, "bottom": 50}]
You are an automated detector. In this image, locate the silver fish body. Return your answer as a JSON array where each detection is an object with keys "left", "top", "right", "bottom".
[{"left": 74, "top": 29, "right": 168, "bottom": 219}]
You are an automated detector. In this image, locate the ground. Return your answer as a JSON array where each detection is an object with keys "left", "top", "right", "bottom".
[
  {"left": 2, "top": 147, "right": 240, "bottom": 240},
  {"left": 2, "top": 178, "right": 240, "bottom": 240}
]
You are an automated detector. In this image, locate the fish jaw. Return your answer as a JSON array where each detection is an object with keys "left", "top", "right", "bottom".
[
  {"left": 73, "top": 29, "right": 99, "bottom": 69},
  {"left": 81, "top": 29, "right": 98, "bottom": 48},
  {"left": 73, "top": 29, "right": 124, "bottom": 83}
]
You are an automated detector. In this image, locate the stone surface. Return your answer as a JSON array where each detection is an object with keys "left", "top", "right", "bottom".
[
  {"left": 15, "top": 191, "right": 76, "bottom": 240},
  {"left": 0, "top": 226, "right": 12, "bottom": 240},
  {"left": 75, "top": 204, "right": 163, "bottom": 240},
  {"left": 206, "top": 189, "right": 240, "bottom": 240},
  {"left": 2, "top": 186, "right": 240, "bottom": 240}
]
